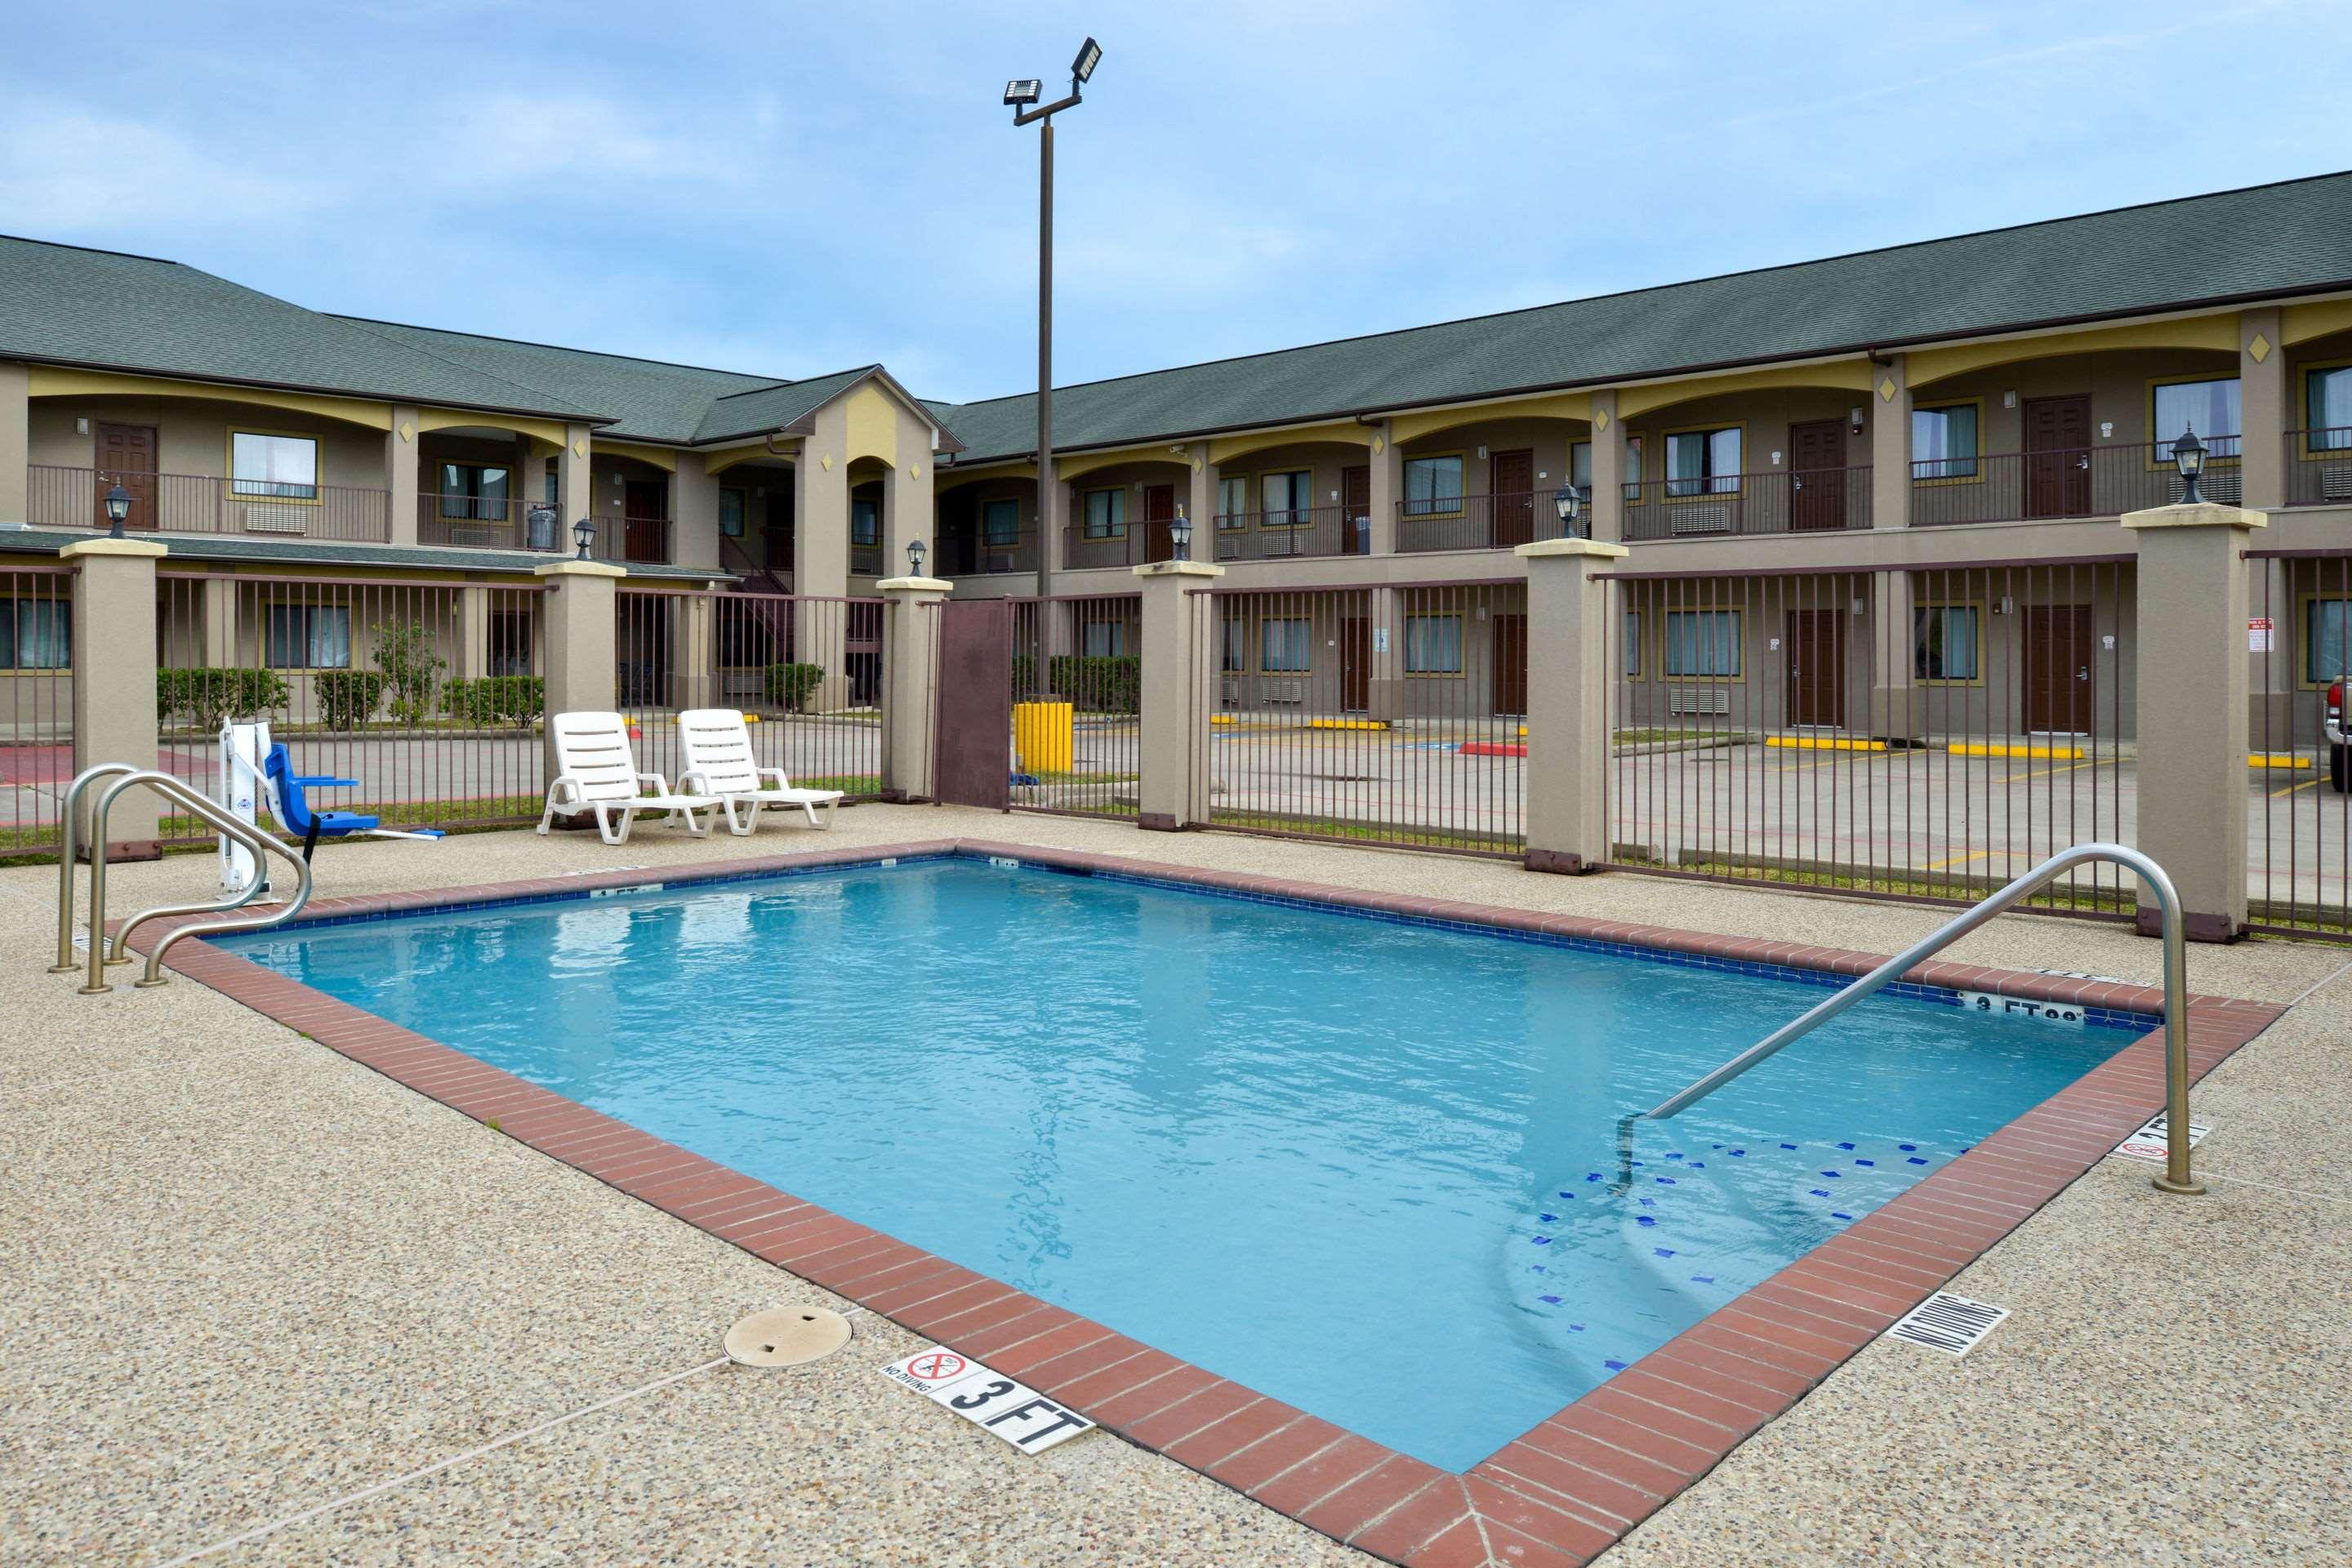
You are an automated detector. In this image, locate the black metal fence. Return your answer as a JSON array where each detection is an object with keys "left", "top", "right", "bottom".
[
  {"left": 1192, "top": 581, "right": 1527, "bottom": 855},
  {"left": 1910, "top": 442, "right": 2238, "bottom": 527},
  {"left": 615, "top": 587, "right": 885, "bottom": 800},
  {"left": 2248, "top": 549, "right": 2352, "bottom": 938},
  {"left": 1008, "top": 595, "right": 1142, "bottom": 819},
  {"left": 1600, "top": 558, "right": 2136, "bottom": 915},
  {"left": 154, "top": 572, "right": 550, "bottom": 845},
  {"left": 0, "top": 565, "right": 74, "bottom": 858}
]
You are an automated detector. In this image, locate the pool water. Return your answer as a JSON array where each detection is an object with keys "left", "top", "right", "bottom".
[{"left": 225, "top": 858, "right": 2134, "bottom": 1469}]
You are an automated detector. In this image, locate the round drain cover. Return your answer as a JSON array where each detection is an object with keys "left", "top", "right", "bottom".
[{"left": 724, "top": 1305, "right": 852, "bottom": 1367}]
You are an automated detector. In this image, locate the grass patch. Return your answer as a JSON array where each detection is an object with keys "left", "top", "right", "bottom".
[{"left": 1209, "top": 809, "right": 1520, "bottom": 855}]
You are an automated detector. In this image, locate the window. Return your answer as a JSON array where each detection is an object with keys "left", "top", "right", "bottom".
[
  {"left": 1570, "top": 442, "right": 1595, "bottom": 504},
  {"left": 981, "top": 497, "right": 1021, "bottom": 546},
  {"left": 543, "top": 466, "right": 559, "bottom": 504},
  {"left": 719, "top": 488, "right": 746, "bottom": 538},
  {"left": 1260, "top": 617, "right": 1312, "bottom": 672},
  {"left": 1663, "top": 608, "right": 1740, "bottom": 678},
  {"left": 1912, "top": 403, "right": 1980, "bottom": 480},
  {"left": 265, "top": 604, "right": 352, "bottom": 669},
  {"left": 2306, "top": 366, "right": 2352, "bottom": 450},
  {"left": 2152, "top": 377, "right": 2240, "bottom": 458},
  {"left": 1624, "top": 608, "right": 1642, "bottom": 678},
  {"left": 850, "top": 497, "right": 880, "bottom": 547},
  {"left": 0, "top": 599, "right": 69, "bottom": 669},
  {"left": 1913, "top": 604, "right": 1981, "bottom": 682},
  {"left": 1082, "top": 618, "right": 1128, "bottom": 657},
  {"left": 1083, "top": 488, "right": 1125, "bottom": 538},
  {"left": 1665, "top": 427, "right": 1741, "bottom": 497},
  {"left": 437, "top": 463, "right": 511, "bottom": 521},
  {"left": 1221, "top": 615, "right": 1245, "bottom": 672},
  {"left": 488, "top": 611, "right": 534, "bottom": 677},
  {"left": 1217, "top": 475, "right": 1250, "bottom": 528},
  {"left": 1624, "top": 434, "right": 1644, "bottom": 498},
  {"left": 1401, "top": 456, "right": 1464, "bottom": 517},
  {"left": 1404, "top": 614, "right": 1463, "bottom": 675},
  {"left": 2308, "top": 599, "right": 2352, "bottom": 684},
  {"left": 231, "top": 432, "right": 318, "bottom": 501},
  {"left": 1258, "top": 470, "right": 1312, "bottom": 524}
]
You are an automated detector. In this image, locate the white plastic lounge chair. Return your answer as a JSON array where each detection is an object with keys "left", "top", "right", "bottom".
[
  {"left": 675, "top": 708, "right": 844, "bottom": 835},
  {"left": 538, "top": 711, "right": 719, "bottom": 846}
]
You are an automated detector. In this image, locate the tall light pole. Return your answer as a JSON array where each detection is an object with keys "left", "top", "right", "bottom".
[{"left": 1004, "top": 35, "right": 1102, "bottom": 602}]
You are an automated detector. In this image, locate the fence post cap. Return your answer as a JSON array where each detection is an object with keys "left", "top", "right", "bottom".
[
  {"left": 2119, "top": 501, "right": 2268, "bottom": 532},
  {"left": 1514, "top": 537, "right": 1630, "bottom": 559},
  {"left": 60, "top": 537, "right": 168, "bottom": 560},
  {"left": 1131, "top": 559, "right": 1224, "bottom": 579},
  {"left": 532, "top": 559, "right": 627, "bottom": 578},
  {"left": 875, "top": 576, "right": 953, "bottom": 593}
]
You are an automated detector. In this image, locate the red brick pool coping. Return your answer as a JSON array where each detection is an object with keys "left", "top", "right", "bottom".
[{"left": 132, "top": 838, "right": 2282, "bottom": 1568}]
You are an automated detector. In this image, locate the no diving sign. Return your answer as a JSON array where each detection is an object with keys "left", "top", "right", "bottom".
[{"left": 881, "top": 1347, "right": 1097, "bottom": 1452}]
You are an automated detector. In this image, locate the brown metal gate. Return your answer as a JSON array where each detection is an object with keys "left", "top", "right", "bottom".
[
  {"left": 934, "top": 598, "right": 1012, "bottom": 810},
  {"left": 2249, "top": 548, "right": 2352, "bottom": 938}
]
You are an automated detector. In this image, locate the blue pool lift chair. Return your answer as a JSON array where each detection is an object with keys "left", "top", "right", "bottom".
[{"left": 261, "top": 742, "right": 445, "bottom": 861}]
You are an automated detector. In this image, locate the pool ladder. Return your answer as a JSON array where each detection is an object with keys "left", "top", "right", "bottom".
[
  {"left": 1615, "top": 842, "right": 2203, "bottom": 1197},
  {"left": 50, "top": 763, "right": 316, "bottom": 996}
]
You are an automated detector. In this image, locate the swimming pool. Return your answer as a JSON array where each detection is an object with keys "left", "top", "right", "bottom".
[{"left": 224, "top": 854, "right": 2140, "bottom": 1470}]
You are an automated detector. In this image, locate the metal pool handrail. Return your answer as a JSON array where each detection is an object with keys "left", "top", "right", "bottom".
[
  {"left": 59, "top": 766, "right": 315, "bottom": 995},
  {"left": 1614, "top": 843, "right": 2202, "bottom": 1197}
]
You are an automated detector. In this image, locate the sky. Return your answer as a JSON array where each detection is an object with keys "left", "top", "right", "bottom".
[{"left": 4, "top": 1, "right": 2349, "bottom": 408}]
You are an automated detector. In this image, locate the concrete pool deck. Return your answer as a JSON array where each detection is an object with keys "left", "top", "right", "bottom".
[{"left": 5, "top": 804, "right": 2349, "bottom": 1565}]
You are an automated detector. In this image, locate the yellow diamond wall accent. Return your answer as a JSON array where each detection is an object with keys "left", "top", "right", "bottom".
[
  {"left": 2249, "top": 333, "right": 2273, "bottom": 363},
  {"left": 1592, "top": 411, "right": 1610, "bottom": 432},
  {"left": 1878, "top": 376, "right": 1898, "bottom": 403}
]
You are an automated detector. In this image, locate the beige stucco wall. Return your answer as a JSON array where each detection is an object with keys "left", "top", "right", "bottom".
[{"left": 28, "top": 395, "right": 387, "bottom": 534}]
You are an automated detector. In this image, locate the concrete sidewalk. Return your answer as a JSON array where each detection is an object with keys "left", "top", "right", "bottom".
[{"left": 2, "top": 806, "right": 2345, "bottom": 1565}]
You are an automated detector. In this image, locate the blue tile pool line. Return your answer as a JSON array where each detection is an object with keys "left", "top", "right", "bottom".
[{"left": 245, "top": 844, "right": 2165, "bottom": 1035}]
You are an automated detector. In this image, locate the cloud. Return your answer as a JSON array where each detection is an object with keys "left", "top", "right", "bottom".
[{"left": 0, "top": 104, "right": 337, "bottom": 235}]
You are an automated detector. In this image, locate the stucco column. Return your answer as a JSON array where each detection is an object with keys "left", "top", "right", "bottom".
[
  {"left": 1365, "top": 424, "right": 1401, "bottom": 555},
  {"left": 385, "top": 405, "right": 420, "bottom": 546},
  {"left": 671, "top": 452, "right": 720, "bottom": 571},
  {"left": 880, "top": 457, "right": 933, "bottom": 581},
  {"left": 792, "top": 453, "right": 853, "bottom": 710},
  {"left": 877, "top": 574, "right": 950, "bottom": 802},
  {"left": 534, "top": 559, "right": 623, "bottom": 786},
  {"left": 0, "top": 360, "right": 29, "bottom": 523},
  {"left": 458, "top": 586, "right": 491, "bottom": 682},
  {"left": 1587, "top": 394, "right": 1623, "bottom": 545},
  {"left": 1038, "top": 468, "right": 1066, "bottom": 596},
  {"left": 1133, "top": 559, "right": 1224, "bottom": 831},
  {"left": 65, "top": 537, "right": 167, "bottom": 859},
  {"left": 199, "top": 577, "right": 238, "bottom": 667},
  {"left": 1869, "top": 354, "right": 1910, "bottom": 530},
  {"left": 1517, "top": 537, "right": 1630, "bottom": 872},
  {"left": 1186, "top": 450, "right": 1215, "bottom": 556},
  {"left": 2122, "top": 501, "right": 2264, "bottom": 941},
  {"left": 2238, "top": 308, "right": 2286, "bottom": 510},
  {"left": 1869, "top": 571, "right": 1922, "bottom": 742},
  {"left": 558, "top": 425, "right": 593, "bottom": 533},
  {"left": 670, "top": 591, "right": 715, "bottom": 710},
  {"left": 1367, "top": 586, "right": 1405, "bottom": 723}
]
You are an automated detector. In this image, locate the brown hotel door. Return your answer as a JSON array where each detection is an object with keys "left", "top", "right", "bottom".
[
  {"left": 1788, "top": 419, "right": 1846, "bottom": 532},
  {"left": 624, "top": 480, "right": 667, "bottom": 563},
  {"left": 1491, "top": 612, "right": 1529, "bottom": 716},
  {"left": 94, "top": 422, "right": 158, "bottom": 529},
  {"left": 1342, "top": 465, "right": 1370, "bottom": 554},
  {"left": 1340, "top": 617, "right": 1370, "bottom": 711},
  {"left": 2024, "top": 604, "right": 2095, "bottom": 733},
  {"left": 1143, "top": 483, "right": 1177, "bottom": 563},
  {"left": 2024, "top": 395, "right": 2092, "bottom": 519},
  {"left": 1785, "top": 609, "right": 1846, "bottom": 728},
  {"left": 1491, "top": 449, "right": 1536, "bottom": 546}
]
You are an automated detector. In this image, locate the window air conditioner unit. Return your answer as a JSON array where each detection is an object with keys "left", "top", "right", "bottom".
[
  {"left": 1266, "top": 679, "right": 1305, "bottom": 705},
  {"left": 1669, "top": 504, "right": 1731, "bottom": 536},
  {"left": 2323, "top": 465, "right": 2352, "bottom": 504},
  {"left": 2172, "top": 472, "right": 2241, "bottom": 506},
  {"left": 1668, "top": 687, "right": 1732, "bottom": 716},
  {"left": 241, "top": 503, "right": 310, "bottom": 535},
  {"left": 1220, "top": 677, "right": 1241, "bottom": 705}
]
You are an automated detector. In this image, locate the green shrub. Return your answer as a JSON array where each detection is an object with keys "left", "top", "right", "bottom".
[
  {"left": 314, "top": 670, "right": 387, "bottom": 731},
  {"left": 1009, "top": 653, "right": 1036, "bottom": 700},
  {"left": 156, "top": 668, "right": 289, "bottom": 733},
  {"left": 442, "top": 675, "right": 545, "bottom": 727},
  {"left": 371, "top": 619, "right": 447, "bottom": 727},
  {"left": 764, "top": 662, "right": 826, "bottom": 711},
  {"left": 1046, "top": 654, "right": 1142, "bottom": 714}
]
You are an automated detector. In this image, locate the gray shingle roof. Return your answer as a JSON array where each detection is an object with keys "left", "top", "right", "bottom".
[
  {"left": 0, "top": 237, "right": 602, "bottom": 421},
  {"left": 931, "top": 171, "right": 2352, "bottom": 464},
  {"left": 692, "top": 367, "right": 881, "bottom": 443}
]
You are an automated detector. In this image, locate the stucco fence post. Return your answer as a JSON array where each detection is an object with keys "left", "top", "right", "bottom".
[
  {"left": 65, "top": 537, "right": 166, "bottom": 860},
  {"left": 877, "top": 574, "right": 950, "bottom": 802},
  {"left": 1517, "top": 537, "right": 1628, "bottom": 873},
  {"left": 2123, "top": 500, "right": 2263, "bottom": 941},
  {"left": 534, "top": 559, "right": 622, "bottom": 793},
  {"left": 1133, "top": 559, "right": 1223, "bottom": 831}
]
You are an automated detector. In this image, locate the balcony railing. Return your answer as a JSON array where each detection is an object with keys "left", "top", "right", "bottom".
[
  {"left": 587, "top": 512, "right": 675, "bottom": 566},
  {"left": 2284, "top": 428, "right": 2352, "bottom": 506},
  {"left": 416, "top": 495, "right": 559, "bottom": 552},
  {"left": 1395, "top": 489, "right": 1571, "bottom": 553},
  {"left": 938, "top": 531, "right": 1040, "bottom": 577},
  {"left": 1909, "top": 439, "right": 2238, "bottom": 527},
  {"left": 27, "top": 465, "right": 392, "bottom": 542},
  {"left": 1214, "top": 506, "right": 1367, "bottom": 561},
  {"left": 1623, "top": 466, "right": 1872, "bottom": 540}
]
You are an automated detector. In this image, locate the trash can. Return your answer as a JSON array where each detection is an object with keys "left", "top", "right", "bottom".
[
  {"left": 526, "top": 504, "right": 559, "bottom": 552},
  {"left": 1013, "top": 700, "right": 1074, "bottom": 775}
]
